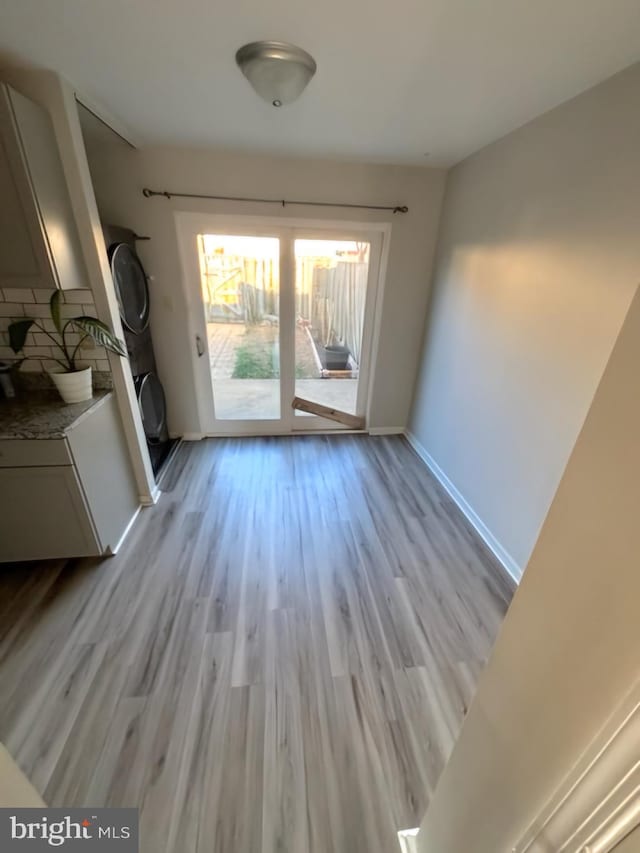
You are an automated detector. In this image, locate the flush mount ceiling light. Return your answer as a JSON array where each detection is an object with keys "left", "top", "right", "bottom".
[{"left": 235, "top": 40, "right": 317, "bottom": 107}]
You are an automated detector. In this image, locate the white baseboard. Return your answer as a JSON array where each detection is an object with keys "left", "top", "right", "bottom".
[
  {"left": 397, "top": 829, "right": 420, "bottom": 853},
  {"left": 140, "top": 484, "right": 161, "bottom": 506},
  {"left": 404, "top": 430, "right": 522, "bottom": 584},
  {"left": 109, "top": 505, "right": 142, "bottom": 555},
  {"left": 181, "top": 432, "right": 204, "bottom": 441},
  {"left": 368, "top": 426, "right": 405, "bottom": 435}
]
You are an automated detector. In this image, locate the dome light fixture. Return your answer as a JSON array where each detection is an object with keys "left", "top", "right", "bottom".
[{"left": 235, "top": 40, "right": 317, "bottom": 107}]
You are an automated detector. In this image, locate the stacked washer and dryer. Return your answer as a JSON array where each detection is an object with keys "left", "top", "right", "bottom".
[{"left": 102, "top": 225, "right": 175, "bottom": 476}]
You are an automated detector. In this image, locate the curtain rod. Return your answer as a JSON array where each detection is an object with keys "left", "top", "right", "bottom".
[{"left": 141, "top": 187, "right": 408, "bottom": 214}]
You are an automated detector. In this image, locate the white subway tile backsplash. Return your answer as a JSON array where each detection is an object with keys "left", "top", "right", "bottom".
[
  {"left": 22, "top": 346, "right": 52, "bottom": 358},
  {"left": 3, "top": 288, "right": 95, "bottom": 304},
  {"left": 0, "top": 288, "right": 108, "bottom": 377},
  {"left": 63, "top": 290, "right": 94, "bottom": 304},
  {"left": 0, "top": 304, "right": 25, "bottom": 317},
  {"left": 20, "top": 359, "right": 43, "bottom": 372},
  {"left": 78, "top": 347, "right": 105, "bottom": 360},
  {"left": 33, "top": 332, "right": 54, "bottom": 346},
  {"left": 3, "top": 288, "right": 34, "bottom": 303},
  {"left": 27, "top": 304, "right": 54, "bottom": 318},
  {"left": 61, "top": 304, "right": 81, "bottom": 318}
]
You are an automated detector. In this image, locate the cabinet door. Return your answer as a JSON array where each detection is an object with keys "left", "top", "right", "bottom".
[
  {"left": 0, "top": 83, "right": 87, "bottom": 290},
  {"left": 8, "top": 86, "right": 87, "bottom": 290},
  {"left": 0, "top": 466, "right": 100, "bottom": 562},
  {"left": 67, "top": 395, "right": 139, "bottom": 553},
  {"left": 0, "top": 85, "right": 56, "bottom": 289}
]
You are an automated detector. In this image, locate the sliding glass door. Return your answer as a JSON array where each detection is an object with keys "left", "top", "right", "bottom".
[
  {"left": 179, "top": 216, "right": 382, "bottom": 435},
  {"left": 293, "top": 236, "right": 372, "bottom": 428},
  {"left": 197, "top": 233, "right": 281, "bottom": 421}
]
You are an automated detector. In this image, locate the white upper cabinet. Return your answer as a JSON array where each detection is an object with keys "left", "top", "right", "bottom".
[{"left": 0, "top": 82, "right": 87, "bottom": 290}]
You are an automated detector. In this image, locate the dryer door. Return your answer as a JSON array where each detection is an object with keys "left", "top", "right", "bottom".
[
  {"left": 109, "top": 243, "right": 150, "bottom": 334},
  {"left": 136, "top": 372, "right": 167, "bottom": 444}
]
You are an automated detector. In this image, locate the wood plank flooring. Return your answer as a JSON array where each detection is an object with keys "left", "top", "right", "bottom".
[{"left": 0, "top": 435, "right": 514, "bottom": 853}]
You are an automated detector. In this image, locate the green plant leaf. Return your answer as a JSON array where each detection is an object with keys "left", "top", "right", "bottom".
[
  {"left": 8, "top": 319, "right": 35, "bottom": 353},
  {"left": 71, "top": 317, "right": 127, "bottom": 357},
  {"left": 50, "top": 290, "right": 63, "bottom": 334}
]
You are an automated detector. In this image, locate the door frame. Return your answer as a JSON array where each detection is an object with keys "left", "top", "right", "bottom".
[
  {"left": 174, "top": 210, "right": 391, "bottom": 437},
  {"left": 514, "top": 674, "right": 640, "bottom": 852},
  {"left": 289, "top": 224, "right": 383, "bottom": 432}
]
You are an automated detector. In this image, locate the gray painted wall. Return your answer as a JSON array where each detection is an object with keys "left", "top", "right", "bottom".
[
  {"left": 409, "top": 61, "right": 640, "bottom": 575},
  {"left": 84, "top": 143, "right": 446, "bottom": 434}
]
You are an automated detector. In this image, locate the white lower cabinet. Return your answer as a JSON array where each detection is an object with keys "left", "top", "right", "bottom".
[{"left": 0, "top": 395, "right": 139, "bottom": 562}]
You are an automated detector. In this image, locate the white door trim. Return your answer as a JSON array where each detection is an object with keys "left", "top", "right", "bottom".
[
  {"left": 514, "top": 676, "right": 640, "bottom": 853},
  {"left": 174, "top": 210, "right": 391, "bottom": 436}
]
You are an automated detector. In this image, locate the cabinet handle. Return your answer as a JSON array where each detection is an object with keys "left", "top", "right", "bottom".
[{"left": 195, "top": 334, "right": 205, "bottom": 357}]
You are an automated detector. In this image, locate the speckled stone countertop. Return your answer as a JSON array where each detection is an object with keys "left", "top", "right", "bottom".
[{"left": 0, "top": 390, "right": 112, "bottom": 440}]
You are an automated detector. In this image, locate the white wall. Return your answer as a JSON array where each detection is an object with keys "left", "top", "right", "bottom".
[
  {"left": 83, "top": 144, "right": 446, "bottom": 434},
  {"left": 409, "top": 61, "right": 640, "bottom": 575},
  {"left": 417, "top": 282, "right": 640, "bottom": 852}
]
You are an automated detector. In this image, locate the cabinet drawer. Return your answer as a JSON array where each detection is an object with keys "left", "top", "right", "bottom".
[{"left": 0, "top": 438, "right": 72, "bottom": 467}]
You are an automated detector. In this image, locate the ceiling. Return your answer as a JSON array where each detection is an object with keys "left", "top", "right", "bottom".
[{"left": 2, "top": 0, "right": 640, "bottom": 166}]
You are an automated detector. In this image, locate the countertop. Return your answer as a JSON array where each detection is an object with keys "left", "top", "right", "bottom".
[{"left": 0, "top": 390, "right": 112, "bottom": 440}]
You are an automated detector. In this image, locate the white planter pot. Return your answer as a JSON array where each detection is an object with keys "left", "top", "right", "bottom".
[{"left": 50, "top": 366, "right": 93, "bottom": 404}]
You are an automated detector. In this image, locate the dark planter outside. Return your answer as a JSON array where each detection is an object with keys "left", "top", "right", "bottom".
[{"left": 323, "top": 344, "right": 350, "bottom": 371}]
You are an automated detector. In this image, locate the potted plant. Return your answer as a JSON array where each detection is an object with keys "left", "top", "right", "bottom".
[
  {"left": 8, "top": 291, "right": 126, "bottom": 404},
  {"left": 323, "top": 343, "right": 350, "bottom": 371}
]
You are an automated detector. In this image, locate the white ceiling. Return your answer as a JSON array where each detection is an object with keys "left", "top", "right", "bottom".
[{"left": 2, "top": 0, "right": 640, "bottom": 166}]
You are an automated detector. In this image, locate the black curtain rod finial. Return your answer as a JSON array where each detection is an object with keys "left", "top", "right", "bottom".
[{"left": 142, "top": 187, "right": 172, "bottom": 200}]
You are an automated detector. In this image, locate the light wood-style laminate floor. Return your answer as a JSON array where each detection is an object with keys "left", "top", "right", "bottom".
[{"left": 0, "top": 436, "right": 513, "bottom": 853}]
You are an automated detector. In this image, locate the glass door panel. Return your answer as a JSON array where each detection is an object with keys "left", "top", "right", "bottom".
[
  {"left": 197, "top": 234, "right": 280, "bottom": 420},
  {"left": 294, "top": 238, "right": 370, "bottom": 419}
]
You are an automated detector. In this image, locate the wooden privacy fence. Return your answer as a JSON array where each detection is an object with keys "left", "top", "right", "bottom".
[
  {"left": 199, "top": 252, "right": 279, "bottom": 322},
  {"left": 199, "top": 244, "right": 368, "bottom": 366},
  {"left": 313, "top": 261, "right": 368, "bottom": 364}
]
